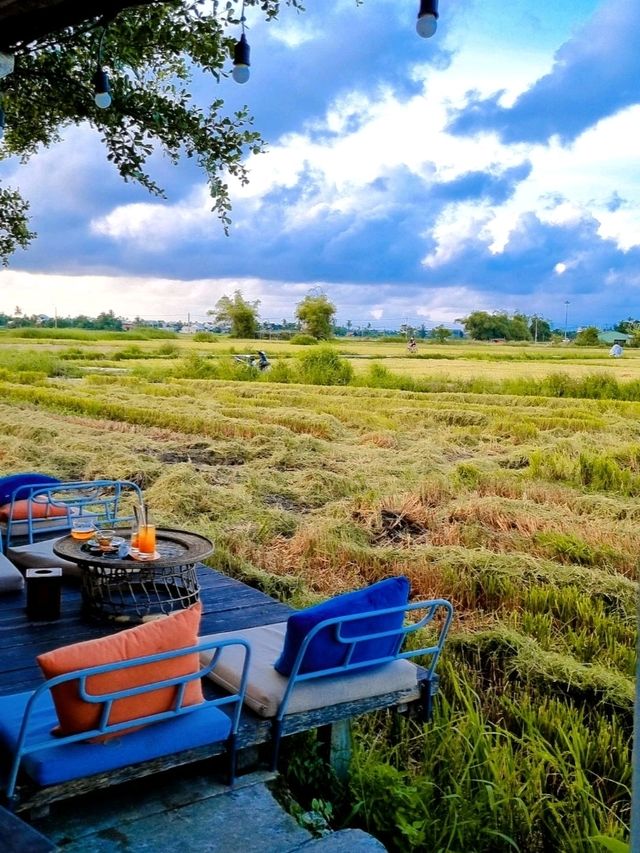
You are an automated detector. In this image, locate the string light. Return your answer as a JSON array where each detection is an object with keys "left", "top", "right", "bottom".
[
  {"left": 416, "top": 0, "right": 439, "bottom": 38},
  {"left": 93, "top": 26, "right": 112, "bottom": 108},
  {"left": 232, "top": 2, "right": 250, "bottom": 84}
]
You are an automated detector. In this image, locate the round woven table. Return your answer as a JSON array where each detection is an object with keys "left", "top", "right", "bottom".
[{"left": 53, "top": 528, "right": 214, "bottom": 623}]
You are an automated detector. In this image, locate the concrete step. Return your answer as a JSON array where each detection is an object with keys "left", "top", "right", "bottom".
[{"left": 32, "top": 769, "right": 386, "bottom": 852}]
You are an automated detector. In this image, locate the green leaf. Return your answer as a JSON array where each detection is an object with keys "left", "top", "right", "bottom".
[{"left": 590, "top": 836, "right": 630, "bottom": 853}]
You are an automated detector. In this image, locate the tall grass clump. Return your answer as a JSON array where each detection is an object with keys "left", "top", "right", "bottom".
[
  {"left": 348, "top": 661, "right": 630, "bottom": 852},
  {"left": 0, "top": 348, "right": 71, "bottom": 378},
  {"left": 295, "top": 348, "right": 354, "bottom": 385}
]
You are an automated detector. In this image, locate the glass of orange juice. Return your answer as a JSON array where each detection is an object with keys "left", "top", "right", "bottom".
[{"left": 137, "top": 524, "right": 156, "bottom": 559}]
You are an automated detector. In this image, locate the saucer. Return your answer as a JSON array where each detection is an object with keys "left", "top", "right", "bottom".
[{"left": 129, "top": 550, "right": 160, "bottom": 561}]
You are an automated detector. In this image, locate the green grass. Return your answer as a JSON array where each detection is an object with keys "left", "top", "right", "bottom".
[{"left": 0, "top": 327, "right": 177, "bottom": 340}]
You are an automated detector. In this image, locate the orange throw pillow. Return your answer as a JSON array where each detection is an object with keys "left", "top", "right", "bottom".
[
  {"left": 0, "top": 498, "right": 69, "bottom": 521},
  {"left": 37, "top": 603, "right": 204, "bottom": 739}
]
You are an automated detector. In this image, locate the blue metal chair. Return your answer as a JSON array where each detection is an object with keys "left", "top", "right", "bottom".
[
  {"left": 270, "top": 598, "right": 453, "bottom": 768},
  {"left": 3, "top": 479, "right": 144, "bottom": 550},
  {"left": 0, "top": 636, "right": 250, "bottom": 811}
]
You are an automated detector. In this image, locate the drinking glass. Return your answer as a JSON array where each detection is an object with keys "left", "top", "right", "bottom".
[
  {"left": 137, "top": 524, "right": 157, "bottom": 559},
  {"left": 130, "top": 503, "right": 144, "bottom": 556},
  {"left": 71, "top": 518, "right": 96, "bottom": 541},
  {"left": 96, "top": 528, "right": 116, "bottom": 551}
]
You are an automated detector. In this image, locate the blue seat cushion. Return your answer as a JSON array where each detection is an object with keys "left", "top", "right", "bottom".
[
  {"left": 0, "top": 690, "right": 231, "bottom": 787},
  {"left": 0, "top": 473, "right": 60, "bottom": 506},
  {"left": 274, "top": 576, "right": 410, "bottom": 676}
]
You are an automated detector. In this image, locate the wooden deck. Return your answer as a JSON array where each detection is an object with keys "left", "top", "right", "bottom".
[
  {"left": 0, "top": 566, "right": 292, "bottom": 697},
  {"left": 1, "top": 565, "right": 424, "bottom": 821}
]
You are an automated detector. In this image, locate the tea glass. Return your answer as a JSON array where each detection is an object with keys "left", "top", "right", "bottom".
[
  {"left": 96, "top": 528, "right": 116, "bottom": 551},
  {"left": 71, "top": 517, "right": 96, "bottom": 541}
]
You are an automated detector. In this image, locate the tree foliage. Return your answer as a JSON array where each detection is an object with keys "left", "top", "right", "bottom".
[
  {"left": 0, "top": 1, "right": 303, "bottom": 264},
  {"left": 574, "top": 326, "right": 601, "bottom": 346},
  {"left": 210, "top": 289, "right": 259, "bottom": 338},
  {"left": 614, "top": 317, "right": 640, "bottom": 334},
  {"left": 295, "top": 292, "right": 336, "bottom": 340},
  {"left": 461, "top": 311, "right": 532, "bottom": 341},
  {"left": 431, "top": 325, "right": 451, "bottom": 343},
  {"left": 529, "top": 316, "right": 552, "bottom": 342}
]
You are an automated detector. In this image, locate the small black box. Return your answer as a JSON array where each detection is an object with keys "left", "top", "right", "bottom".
[{"left": 26, "top": 567, "right": 62, "bottom": 621}]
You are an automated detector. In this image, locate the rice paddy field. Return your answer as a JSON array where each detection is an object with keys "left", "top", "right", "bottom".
[{"left": 0, "top": 330, "right": 636, "bottom": 852}]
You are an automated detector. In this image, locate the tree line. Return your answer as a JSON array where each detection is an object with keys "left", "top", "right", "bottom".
[{"left": 1, "top": 308, "right": 123, "bottom": 330}]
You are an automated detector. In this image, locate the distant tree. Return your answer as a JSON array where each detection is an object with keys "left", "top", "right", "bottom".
[
  {"left": 432, "top": 325, "right": 452, "bottom": 343},
  {"left": 614, "top": 317, "right": 640, "bottom": 334},
  {"left": 295, "top": 293, "right": 336, "bottom": 340},
  {"left": 419, "top": 324, "right": 427, "bottom": 340},
  {"left": 510, "top": 313, "right": 532, "bottom": 341},
  {"left": 529, "top": 316, "right": 552, "bottom": 342},
  {"left": 462, "top": 310, "right": 533, "bottom": 341},
  {"left": 462, "top": 311, "right": 511, "bottom": 340},
  {"left": 574, "top": 326, "right": 600, "bottom": 346},
  {"left": 209, "top": 291, "right": 260, "bottom": 339},
  {"left": 94, "top": 310, "right": 123, "bottom": 331}
]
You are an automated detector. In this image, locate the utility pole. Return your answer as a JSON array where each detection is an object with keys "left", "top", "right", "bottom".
[
  {"left": 563, "top": 301, "right": 570, "bottom": 342},
  {"left": 533, "top": 315, "right": 538, "bottom": 344}
]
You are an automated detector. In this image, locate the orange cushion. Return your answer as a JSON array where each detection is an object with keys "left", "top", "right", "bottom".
[
  {"left": 0, "top": 499, "right": 69, "bottom": 521},
  {"left": 36, "top": 603, "right": 204, "bottom": 739}
]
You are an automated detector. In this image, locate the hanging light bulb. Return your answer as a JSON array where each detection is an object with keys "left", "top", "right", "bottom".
[
  {"left": 232, "top": 1, "right": 250, "bottom": 84},
  {"left": 93, "top": 67, "right": 112, "bottom": 109},
  {"left": 416, "top": 0, "right": 439, "bottom": 38},
  {"left": 232, "top": 32, "right": 250, "bottom": 83}
]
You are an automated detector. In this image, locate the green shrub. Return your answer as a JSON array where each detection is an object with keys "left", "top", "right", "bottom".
[
  {"left": 112, "top": 345, "right": 144, "bottom": 361},
  {"left": 193, "top": 332, "right": 217, "bottom": 342},
  {"left": 295, "top": 348, "right": 354, "bottom": 386},
  {"left": 290, "top": 334, "right": 319, "bottom": 346},
  {"left": 155, "top": 342, "right": 179, "bottom": 356}
]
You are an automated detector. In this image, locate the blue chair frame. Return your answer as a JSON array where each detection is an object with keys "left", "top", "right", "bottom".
[
  {"left": 271, "top": 597, "right": 453, "bottom": 767},
  {"left": 3, "top": 636, "right": 251, "bottom": 808},
  {"left": 3, "top": 479, "right": 144, "bottom": 549}
]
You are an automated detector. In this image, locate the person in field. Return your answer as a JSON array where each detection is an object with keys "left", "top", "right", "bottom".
[{"left": 609, "top": 343, "right": 623, "bottom": 357}]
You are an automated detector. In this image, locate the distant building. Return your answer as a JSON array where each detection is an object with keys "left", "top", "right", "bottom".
[{"left": 598, "top": 330, "right": 633, "bottom": 346}]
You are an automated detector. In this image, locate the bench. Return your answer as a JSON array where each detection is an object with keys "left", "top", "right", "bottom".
[
  {"left": 0, "top": 608, "right": 249, "bottom": 816},
  {"left": 199, "top": 582, "right": 453, "bottom": 768}
]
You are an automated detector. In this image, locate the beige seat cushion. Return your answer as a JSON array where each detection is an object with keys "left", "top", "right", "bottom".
[
  {"left": 7, "top": 538, "right": 79, "bottom": 577},
  {"left": 0, "top": 553, "right": 24, "bottom": 592},
  {"left": 199, "top": 622, "right": 420, "bottom": 718}
]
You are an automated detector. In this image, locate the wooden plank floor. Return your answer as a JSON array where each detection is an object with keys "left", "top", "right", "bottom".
[{"left": 0, "top": 565, "right": 293, "bottom": 696}]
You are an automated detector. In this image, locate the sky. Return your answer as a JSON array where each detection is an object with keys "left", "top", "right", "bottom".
[{"left": 0, "top": 0, "right": 639, "bottom": 330}]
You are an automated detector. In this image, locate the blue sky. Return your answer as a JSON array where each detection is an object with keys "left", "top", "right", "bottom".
[{"left": 1, "top": 0, "right": 639, "bottom": 330}]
